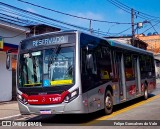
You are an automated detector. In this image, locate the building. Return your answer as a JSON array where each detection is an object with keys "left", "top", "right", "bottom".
[
  {"left": 136, "top": 34, "right": 160, "bottom": 54},
  {"left": 0, "top": 20, "right": 30, "bottom": 102},
  {"left": 26, "top": 24, "right": 61, "bottom": 37},
  {"left": 0, "top": 20, "right": 61, "bottom": 102}
]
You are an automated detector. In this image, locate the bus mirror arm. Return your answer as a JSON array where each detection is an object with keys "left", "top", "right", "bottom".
[
  {"left": 6, "top": 49, "right": 17, "bottom": 70},
  {"left": 6, "top": 51, "right": 11, "bottom": 70}
]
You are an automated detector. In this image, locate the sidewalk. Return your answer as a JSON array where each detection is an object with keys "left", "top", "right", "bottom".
[
  {"left": 0, "top": 101, "right": 17, "bottom": 105},
  {"left": 0, "top": 101, "right": 20, "bottom": 120},
  {"left": 0, "top": 79, "right": 159, "bottom": 120}
]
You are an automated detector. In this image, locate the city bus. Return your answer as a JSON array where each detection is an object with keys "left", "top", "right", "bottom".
[{"left": 8, "top": 30, "right": 156, "bottom": 115}]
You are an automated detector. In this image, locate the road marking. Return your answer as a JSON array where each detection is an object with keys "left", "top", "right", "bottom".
[
  {"left": 83, "top": 94, "right": 160, "bottom": 126},
  {"left": 0, "top": 114, "right": 21, "bottom": 120}
]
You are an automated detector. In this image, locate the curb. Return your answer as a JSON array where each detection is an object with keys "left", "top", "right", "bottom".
[{"left": 0, "top": 101, "right": 17, "bottom": 105}]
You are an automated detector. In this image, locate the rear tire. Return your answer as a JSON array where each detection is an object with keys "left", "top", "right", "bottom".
[{"left": 104, "top": 90, "right": 113, "bottom": 115}]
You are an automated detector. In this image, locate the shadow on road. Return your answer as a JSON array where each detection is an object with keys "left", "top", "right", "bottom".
[{"left": 26, "top": 94, "right": 155, "bottom": 125}]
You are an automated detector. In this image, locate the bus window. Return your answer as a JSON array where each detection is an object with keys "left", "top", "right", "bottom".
[
  {"left": 124, "top": 54, "right": 135, "bottom": 80},
  {"left": 139, "top": 55, "right": 146, "bottom": 79},
  {"left": 95, "top": 46, "right": 112, "bottom": 81},
  {"left": 140, "top": 55, "right": 155, "bottom": 78},
  {"left": 151, "top": 57, "right": 155, "bottom": 77},
  {"left": 86, "top": 53, "right": 97, "bottom": 74},
  {"left": 81, "top": 47, "right": 98, "bottom": 93},
  {"left": 145, "top": 56, "right": 154, "bottom": 78}
]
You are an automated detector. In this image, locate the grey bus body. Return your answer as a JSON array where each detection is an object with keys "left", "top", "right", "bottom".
[{"left": 16, "top": 30, "right": 156, "bottom": 115}]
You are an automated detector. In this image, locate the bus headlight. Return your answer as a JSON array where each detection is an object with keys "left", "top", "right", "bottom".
[
  {"left": 17, "top": 94, "right": 28, "bottom": 105},
  {"left": 64, "top": 89, "right": 79, "bottom": 103},
  {"left": 17, "top": 94, "right": 22, "bottom": 100}
]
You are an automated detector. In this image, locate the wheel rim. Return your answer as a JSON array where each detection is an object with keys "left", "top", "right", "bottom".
[
  {"left": 145, "top": 89, "right": 148, "bottom": 98},
  {"left": 105, "top": 96, "right": 112, "bottom": 109}
]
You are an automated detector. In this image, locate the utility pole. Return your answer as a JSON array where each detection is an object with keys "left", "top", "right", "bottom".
[
  {"left": 131, "top": 8, "right": 135, "bottom": 46},
  {"left": 89, "top": 19, "right": 92, "bottom": 33}
]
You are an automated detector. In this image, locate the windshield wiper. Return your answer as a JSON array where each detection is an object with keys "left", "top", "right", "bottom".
[
  {"left": 49, "top": 44, "right": 61, "bottom": 61},
  {"left": 24, "top": 82, "right": 42, "bottom": 87},
  {"left": 48, "top": 44, "right": 61, "bottom": 80},
  {"left": 48, "top": 45, "right": 61, "bottom": 67}
]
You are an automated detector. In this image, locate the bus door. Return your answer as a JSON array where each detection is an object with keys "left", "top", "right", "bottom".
[
  {"left": 133, "top": 56, "right": 141, "bottom": 95},
  {"left": 116, "top": 52, "right": 126, "bottom": 101}
]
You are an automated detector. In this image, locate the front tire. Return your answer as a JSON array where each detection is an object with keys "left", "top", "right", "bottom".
[{"left": 104, "top": 90, "right": 113, "bottom": 115}]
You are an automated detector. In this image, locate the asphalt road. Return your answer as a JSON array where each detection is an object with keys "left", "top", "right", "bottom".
[{"left": 0, "top": 82, "right": 160, "bottom": 129}]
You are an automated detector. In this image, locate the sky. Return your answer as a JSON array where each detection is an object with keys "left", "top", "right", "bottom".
[{"left": 0, "top": 0, "right": 160, "bottom": 37}]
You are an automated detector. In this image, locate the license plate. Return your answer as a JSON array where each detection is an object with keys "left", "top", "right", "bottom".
[{"left": 40, "top": 110, "right": 52, "bottom": 114}]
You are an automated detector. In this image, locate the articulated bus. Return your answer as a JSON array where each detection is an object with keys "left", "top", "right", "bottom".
[{"left": 11, "top": 30, "right": 156, "bottom": 115}]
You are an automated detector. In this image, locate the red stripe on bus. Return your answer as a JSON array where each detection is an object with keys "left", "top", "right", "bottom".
[
  {"left": 129, "top": 85, "right": 136, "bottom": 95},
  {"left": 22, "top": 91, "right": 69, "bottom": 105}
]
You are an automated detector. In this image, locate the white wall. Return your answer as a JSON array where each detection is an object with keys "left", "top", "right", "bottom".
[
  {"left": 0, "top": 22, "right": 29, "bottom": 102},
  {"left": 0, "top": 51, "right": 12, "bottom": 101},
  {"left": 0, "top": 25, "right": 27, "bottom": 45}
]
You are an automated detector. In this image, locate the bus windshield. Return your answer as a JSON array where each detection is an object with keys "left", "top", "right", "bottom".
[
  {"left": 19, "top": 51, "right": 43, "bottom": 87},
  {"left": 18, "top": 46, "right": 75, "bottom": 88}
]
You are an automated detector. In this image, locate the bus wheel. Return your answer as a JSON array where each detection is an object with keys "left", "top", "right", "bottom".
[
  {"left": 144, "top": 85, "right": 148, "bottom": 100},
  {"left": 104, "top": 90, "right": 113, "bottom": 115}
]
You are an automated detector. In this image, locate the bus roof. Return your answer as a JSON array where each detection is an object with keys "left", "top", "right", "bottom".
[
  {"left": 106, "top": 39, "right": 153, "bottom": 56},
  {"left": 21, "top": 30, "right": 153, "bottom": 56},
  {"left": 21, "top": 30, "right": 77, "bottom": 42},
  {"left": 78, "top": 31, "right": 153, "bottom": 56}
]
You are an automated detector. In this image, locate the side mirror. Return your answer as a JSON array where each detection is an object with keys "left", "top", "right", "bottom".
[{"left": 6, "top": 52, "right": 11, "bottom": 70}]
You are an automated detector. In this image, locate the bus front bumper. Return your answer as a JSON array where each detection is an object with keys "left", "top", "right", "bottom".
[{"left": 17, "top": 95, "right": 88, "bottom": 115}]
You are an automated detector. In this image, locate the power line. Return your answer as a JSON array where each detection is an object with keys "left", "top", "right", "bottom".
[
  {"left": 0, "top": 7, "right": 70, "bottom": 30},
  {"left": 149, "top": 22, "right": 158, "bottom": 32},
  {"left": 0, "top": 2, "right": 134, "bottom": 37},
  {"left": 17, "top": 0, "right": 133, "bottom": 25},
  {"left": 0, "top": 14, "right": 28, "bottom": 25},
  {"left": 117, "top": 27, "right": 131, "bottom": 35},
  {"left": 114, "top": 0, "right": 160, "bottom": 20},
  {"left": 107, "top": 0, "right": 160, "bottom": 21},
  {"left": 107, "top": 0, "right": 160, "bottom": 35},
  {"left": 142, "top": 21, "right": 160, "bottom": 33},
  {"left": 107, "top": 0, "right": 132, "bottom": 16},
  {"left": 0, "top": 3, "right": 93, "bottom": 35},
  {"left": 0, "top": 10, "right": 38, "bottom": 26},
  {"left": 0, "top": 2, "right": 91, "bottom": 31},
  {"left": 107, "top": 0, "right": 146, "bottom": 20},
  {"left": 0, "top": 2, "right": 120, "bottom": 36}
]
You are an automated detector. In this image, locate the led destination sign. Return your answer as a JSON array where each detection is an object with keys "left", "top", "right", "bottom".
[
  {"left": 21, "top": 34, "right": 76, "bottom": 50},
  {"left": 33, "top": 36, "right": 68, "bottom": 47}
]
